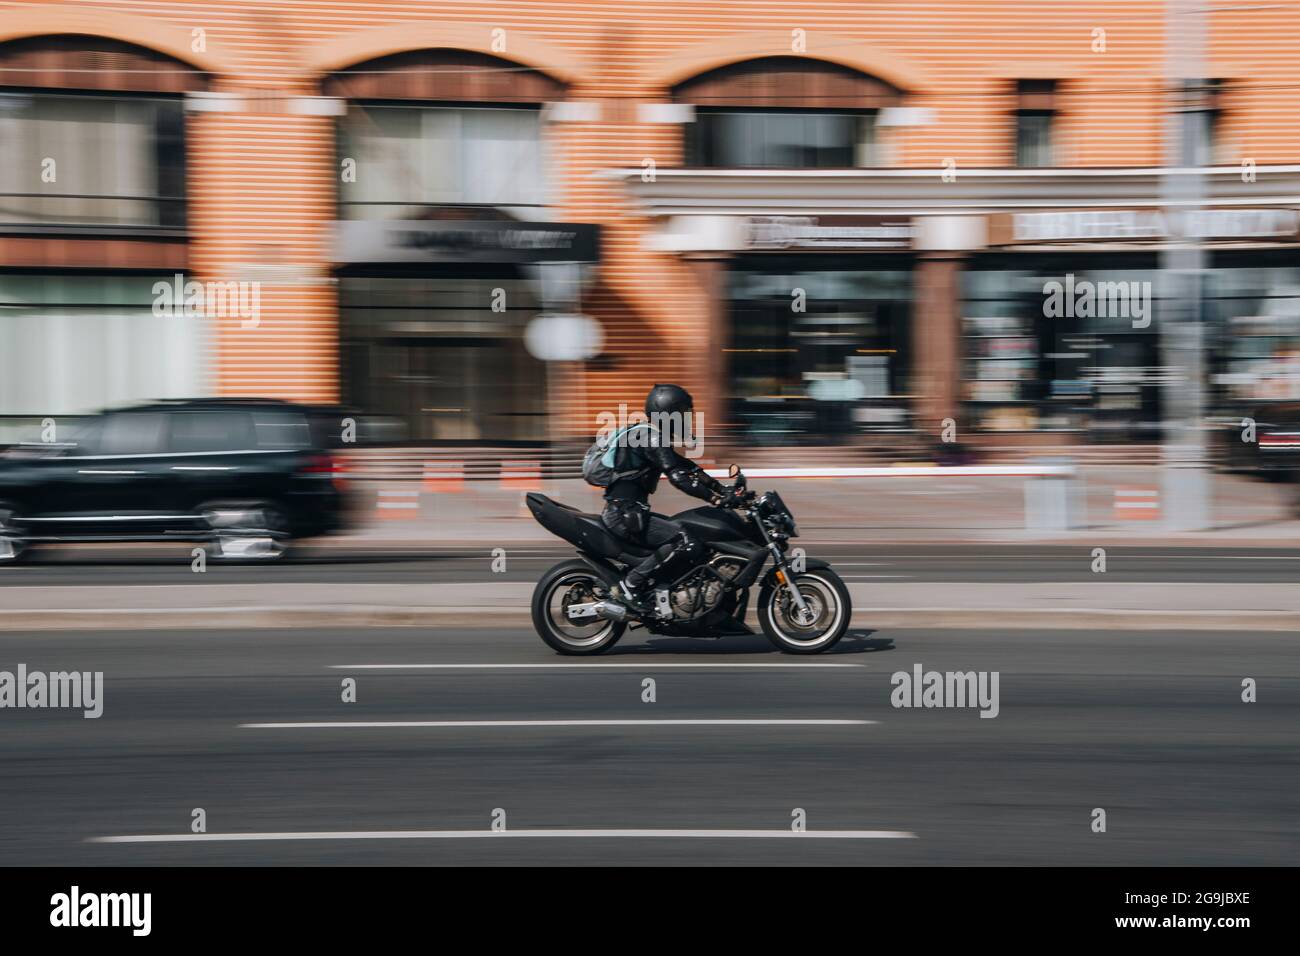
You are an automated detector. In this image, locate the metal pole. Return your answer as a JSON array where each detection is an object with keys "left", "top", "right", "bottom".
[{"left": 1159, "top": 0, "right": 1212, "bottom": 530}]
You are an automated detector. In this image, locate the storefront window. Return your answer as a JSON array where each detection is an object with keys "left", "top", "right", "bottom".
[
  {"left": 0, "top": 92, "right": 185, "bottom": 229},
  {"left": 0, "top": 274, "right": 206, "bottom": 417},
  {"left": 685, "top": 109, "right": 877, "bottom": 168},
  {"left": 727, "top": 258, "right": 911, "bottom": 444},
  {"left": 338, "top": 105, "right": 548, "bottom": 218},
  {"left": 962, "top": 258, "right": 1164, "bottom": 439},
  {"left": 1205, "top": 262, "right": 1300, "bottom": 406},
  {"left": 963, "top": 256, "right": 1300, "bottom": 439}
]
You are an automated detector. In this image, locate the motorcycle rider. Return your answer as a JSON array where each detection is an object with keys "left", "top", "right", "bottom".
[{"left": 602, "top": 384, "right": 743, "bottom": 615}]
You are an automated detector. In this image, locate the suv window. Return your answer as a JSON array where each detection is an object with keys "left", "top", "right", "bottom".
[
  {"left": 97, "top": 412, "right": 168, "bottom": 456},
  {"left": 251, "top": 410, "right": 313, "bottom": 449},
  {"left": 168, "top": 411, "right": 255, "bottom": 453}
]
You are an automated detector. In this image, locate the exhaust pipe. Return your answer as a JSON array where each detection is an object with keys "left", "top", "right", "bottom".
[
  {"left": 592, "top": 601, "right": 628, "bottom": 623},
  {"left": 565, "top": 600, "right": 629, "bottom": 623}
]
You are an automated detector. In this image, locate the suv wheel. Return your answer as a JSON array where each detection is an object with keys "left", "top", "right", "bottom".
[
  {"left": 0, "top": 504, "right": 27, "bottom": 564},
  {"left": 203, "top": 503, "right": 290, "bottom": 562}
]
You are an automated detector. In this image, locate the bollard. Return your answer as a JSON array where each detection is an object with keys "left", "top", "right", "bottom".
[{"left": 1023, "top": 458, "right": 1081, "bottom": 533}]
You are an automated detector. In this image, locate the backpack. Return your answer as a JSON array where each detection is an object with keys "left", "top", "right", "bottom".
[{"left": 581, "top": 423, "right": 654, "bottom": 487}]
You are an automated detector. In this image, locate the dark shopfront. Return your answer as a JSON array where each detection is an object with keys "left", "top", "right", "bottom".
[
  {"left": 961, "top": 249, "right": 1300, "bottom": 442},
  {"left": 962, "top": 252, "right": 1165, "bottom": 442},
  {"left": 334, "top": 215, "right": 599, "bottom": 443},
  {"left": 725, "top": 253, "right": 914, "bottom": 445}
]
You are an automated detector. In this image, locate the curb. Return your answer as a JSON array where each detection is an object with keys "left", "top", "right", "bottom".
[{"left": 2, "top": 606, "right": 1296, "bottom": 632}]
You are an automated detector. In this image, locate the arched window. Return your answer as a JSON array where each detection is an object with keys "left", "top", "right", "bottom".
[
  {"left": 330, "top": 50, "right": 565, "bottom": 217},
  {"left": 673, "top": 56, "right": 900, "bottom": 168},
  {"left": 0, "top": 36, "right": 204, "bottom": 230}
]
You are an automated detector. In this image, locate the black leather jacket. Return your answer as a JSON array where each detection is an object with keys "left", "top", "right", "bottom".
[{"left": 603, "top": 430, "right": 723, "bottom": 505}]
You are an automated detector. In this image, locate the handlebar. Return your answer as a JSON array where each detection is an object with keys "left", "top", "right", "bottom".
[
  {"left": 719, "top": 466, "right": 754, "bottom": 509},
  {"left": 718, "top": 485, "right": 756, "bottom": 509}
]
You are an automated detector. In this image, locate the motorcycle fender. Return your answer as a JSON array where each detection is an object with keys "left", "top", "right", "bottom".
[
  {"left": 576, "top": 550, "right": 623, "bottom": 587},
  {"left": 762, "top": 557, "right": 830, "bottom": 587}
]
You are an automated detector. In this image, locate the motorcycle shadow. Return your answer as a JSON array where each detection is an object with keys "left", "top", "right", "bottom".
[{"left": 622, "top": 630, "right": 893, "bottom": 656}]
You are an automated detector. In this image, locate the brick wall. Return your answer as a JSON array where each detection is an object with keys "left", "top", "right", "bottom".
[{"left": 2, "top": 0, "right": 1298, "bottom": 432}]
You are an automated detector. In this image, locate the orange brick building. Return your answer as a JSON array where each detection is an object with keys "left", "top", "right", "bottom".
[{"left": 2, "top": 0, "right": 1299, "bottom": 449}]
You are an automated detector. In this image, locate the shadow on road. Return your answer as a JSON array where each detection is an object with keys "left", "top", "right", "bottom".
[{"left": 613, "top": 629, "right": 891, "bottom": 656}]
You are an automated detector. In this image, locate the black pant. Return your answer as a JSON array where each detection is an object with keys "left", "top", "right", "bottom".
[{"left": 601, "top": 499, "right": 703, "bottom": 590}]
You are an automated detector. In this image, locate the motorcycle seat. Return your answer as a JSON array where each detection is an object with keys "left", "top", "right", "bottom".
[{"left": 525, "top": 492, "right": 652, "bottom": 561}]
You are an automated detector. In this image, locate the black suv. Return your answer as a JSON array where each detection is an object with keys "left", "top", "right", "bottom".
[{"left": 0, "top": 399, "right": 356, "bottom": 563}]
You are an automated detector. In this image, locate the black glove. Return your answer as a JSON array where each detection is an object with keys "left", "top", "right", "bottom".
[{"left": 714, "top": 485, "right": 748, "bottom": 509}]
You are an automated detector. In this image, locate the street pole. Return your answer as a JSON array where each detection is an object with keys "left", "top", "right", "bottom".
[{"left": 1159, "top": 0, "right": 1212, "bottom": 530}]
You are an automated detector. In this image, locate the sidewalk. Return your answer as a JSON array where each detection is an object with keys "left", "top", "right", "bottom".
[
  {"left": 340, "top": 465, "right": 1300, "bottom": 547},
  {"left": 5, "top": 581, "right": 1297, "bottom": 631}
]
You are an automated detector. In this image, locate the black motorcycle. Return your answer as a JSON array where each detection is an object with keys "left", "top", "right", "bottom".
[{"left": 525, "top": 465, "right": 852, "bottom": 655}]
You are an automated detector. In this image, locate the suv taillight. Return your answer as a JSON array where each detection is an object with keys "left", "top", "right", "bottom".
[{"left": 301, "top": 453, "right": 344, "bottom": 488}]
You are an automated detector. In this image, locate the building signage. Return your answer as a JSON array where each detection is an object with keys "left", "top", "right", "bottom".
[
  {"left": 334, "top": 219, "right": 600, "bottom": 264},
  {"left": 747, "top": 216, "right": 912, "bottom": 250},
  {"left": 1005, "top": 209, "right": 1299, "bottom": 244}
]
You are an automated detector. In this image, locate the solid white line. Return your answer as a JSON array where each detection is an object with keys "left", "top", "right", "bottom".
[
  {"left": 90, "top": 827, "right": 915, "bottom": 843},
  {"left": 240, "top": 719, "right": 875, "bottom": 729},
  {"left": 328, "top": 663, "right": 866, "bottom": 670}
]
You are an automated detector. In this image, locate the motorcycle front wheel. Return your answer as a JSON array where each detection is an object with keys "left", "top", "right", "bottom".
[
  {"left": 531, "top": 559, "right": 627, "bottom": 656},
  {"left": 758, "top": 568, "right": 851, "bottom": 654}
]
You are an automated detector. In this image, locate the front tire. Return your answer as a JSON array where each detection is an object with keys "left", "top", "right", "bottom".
[
  {"left": 202, "top": 502, "right": 291, "bottom": 562},
  {"left": 531, "top": 559, "right": 626, "bottom": 656},
  {"left": 758, "top": 568, "right": 851, "bottom": 654}
]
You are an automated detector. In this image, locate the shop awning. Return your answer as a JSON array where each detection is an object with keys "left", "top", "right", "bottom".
[{"left": 600, "top": 165, "right": 1300, "bottom": 218}]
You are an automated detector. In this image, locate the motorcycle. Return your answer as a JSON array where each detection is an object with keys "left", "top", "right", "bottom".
[{"left": 525, "top": 465, "right": 852, "bottom": 655}]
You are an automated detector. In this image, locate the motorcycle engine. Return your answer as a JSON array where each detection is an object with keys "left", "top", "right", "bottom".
[{"left": 669, "top": 558, "right": 745, "bottom": 620}]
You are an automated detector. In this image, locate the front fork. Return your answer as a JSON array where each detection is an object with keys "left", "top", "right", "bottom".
[{"left": 756, "top": 519, "right": 815, "bottom": 624}]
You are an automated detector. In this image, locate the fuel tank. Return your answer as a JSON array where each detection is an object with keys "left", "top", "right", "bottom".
[{"left": 669, "top": 505, "right": 756, "bottom": 545}]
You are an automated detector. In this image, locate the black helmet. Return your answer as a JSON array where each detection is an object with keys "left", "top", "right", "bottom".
[{"left": 645, "top": 383, "right": 694, "bottom": 418}]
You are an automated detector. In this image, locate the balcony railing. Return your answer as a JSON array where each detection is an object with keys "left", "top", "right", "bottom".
[{"left": 0, "top": 193, "right": 186, "bottom": 235}]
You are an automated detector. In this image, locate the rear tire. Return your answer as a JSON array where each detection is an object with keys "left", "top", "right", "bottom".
[
  {"left": 532, "top": 559, "right": 626, "bottom": 656},
  {"left": 758, "top": 568, "right": 851, "bottom": 654}
]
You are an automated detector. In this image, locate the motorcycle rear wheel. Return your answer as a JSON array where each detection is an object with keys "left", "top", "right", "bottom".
[{"left": 532, "top": 560, "right": 627, "bottom": 656}]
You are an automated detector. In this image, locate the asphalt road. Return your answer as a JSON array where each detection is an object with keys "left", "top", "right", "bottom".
[
  {"left": 3, "top": 543, "right": 1300, "bottom": 585},
  {"left": 0, "top": 625, "right": 1295, "bottom": 865}
]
